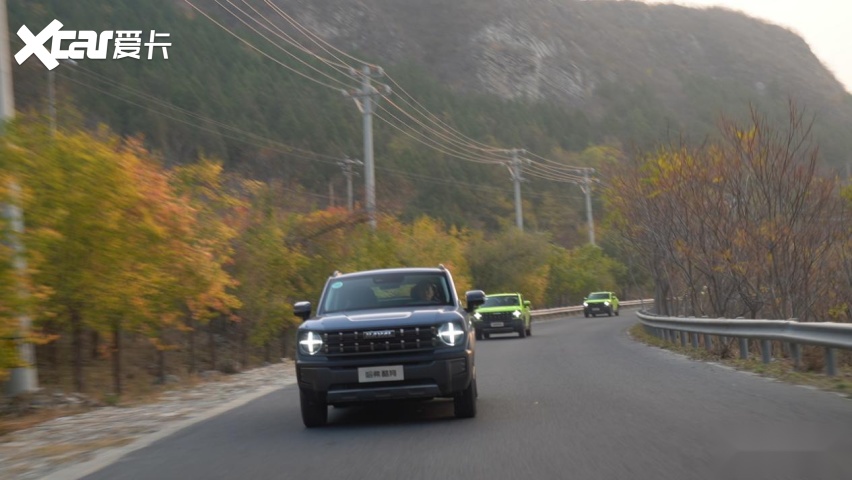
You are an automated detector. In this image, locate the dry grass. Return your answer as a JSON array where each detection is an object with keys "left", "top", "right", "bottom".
[
  {"left": 629, "top": 323, "right": 852, "bottom": 396},
  {"left": 0, "top": 406, "right": 90, "bottom": 437},
  {"left": 1, "top": 348, "right": 248, "bottom": 437},
  {"left": 27, "top": 437, "right": 135, "bottom": 458}
]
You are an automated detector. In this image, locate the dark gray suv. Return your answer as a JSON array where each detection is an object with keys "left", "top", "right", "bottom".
[{"left": 293, "top": 266, "right": 486, "bottom": 427}]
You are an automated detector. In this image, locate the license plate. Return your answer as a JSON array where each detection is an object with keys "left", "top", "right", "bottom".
[
  {"left": 358, "top": 365, "right": 404, "bottom": 383},
  {"left": 490, "top": 321, "right": 504, "bottom": 327}
]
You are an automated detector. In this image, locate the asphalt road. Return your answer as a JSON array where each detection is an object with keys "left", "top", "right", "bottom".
[{"left": 84, "top": 313, "right": 852, "bottom": 480}]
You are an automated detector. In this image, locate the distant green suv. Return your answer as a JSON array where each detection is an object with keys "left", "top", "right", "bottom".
[
  {"left": 472, "top": 293, "right": 532, "bottom": 339},
  {"left": 583, "top": 291, "right": 619, "bottom": 317}
]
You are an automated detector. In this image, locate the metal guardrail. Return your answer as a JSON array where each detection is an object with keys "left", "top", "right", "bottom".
[
  {"left": 531, "top": 299, "right": 653, "bottom": 319},
  {"left": 637, "top": 311, "right": 852, "bottom": 376}
]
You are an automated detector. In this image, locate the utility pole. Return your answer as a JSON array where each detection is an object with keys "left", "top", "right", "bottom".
[
  {"left": 507, "top": 149, "right": 527, "bottom": 231},
  {"left": 1, "top": 0, "right": 39, "bottom": 395},
  {"left": 581, "top": 168, "right": 595, "bottom": 246},
  {"left": 338, "top": 156, "right": 362, "bottom": 212},
  {"left": 48, "top": 70, "right": 55, "bottom": 135},
  {"left": 0, "top": 0, "right": 13, "bottom": 120},
  {"left": 559, "top": 166, "right": 596, "bottom": 246},
  {"left": 48, "top": 59, "right": 76, "bottom": 137},
  {"left": 343, "top": 66, "right": 390, "bottom": 229}
]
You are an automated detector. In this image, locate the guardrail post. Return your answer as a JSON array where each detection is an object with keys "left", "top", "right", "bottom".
[
  {"left": 704, "top": 334, "right": 713, "bottom": 351},
  {"left": 790, "top": 343, "right": 801, "bottom": 369},
  {"left": 761, "top": 340, "right": 772, "bottom": 364},
  {"left": 825, "top": 348, "right": 837, "bottom": 377},
  {"left": 739, "top": 338, "right": 749, "bottom": 360},
  {"left": 680, "top": 331, "right": 687, "bottom": 347},
  {"left": 691, "top": 332, "right": 699, "bottom": 348}
]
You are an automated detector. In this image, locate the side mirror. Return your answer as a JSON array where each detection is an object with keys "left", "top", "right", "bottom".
[
  {"left": 524, "top": 300, "right": 531, "bottom": 307},
  {"left": 464, "top": 290, "right": 486, "bottom": 313},
  {"left": 294, "top": 301, "right": 312, "bottom": 322}
]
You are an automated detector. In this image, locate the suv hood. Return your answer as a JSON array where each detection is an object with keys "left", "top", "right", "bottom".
[
  {"left": 476, "top": 306, "right": 522, "bottom": 313},
  {"left": 304, "top": 307, "right": 463, "bottom": 331}
]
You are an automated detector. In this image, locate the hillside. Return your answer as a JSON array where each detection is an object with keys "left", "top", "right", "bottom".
[
  {"left": 7, "top": 0, "right": 852, "bottom": 241},
  {"left": 216, "top": 0, "right": 852, "bottom": 163}
]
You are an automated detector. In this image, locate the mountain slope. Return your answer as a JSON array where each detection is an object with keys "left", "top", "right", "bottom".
[{"left": 239, "top": 0, "right": 851, "bottom": 166}]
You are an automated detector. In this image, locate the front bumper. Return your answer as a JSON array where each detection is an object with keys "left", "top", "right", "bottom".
[
  {"left": 297, "top": 349, "right": 474, "bottom": 404},
  {"left": 474, "top": 318, "right": 526, "bottom": 334},
  {"left": 584, "top": 304, "right": 612, "bottom": 314}
]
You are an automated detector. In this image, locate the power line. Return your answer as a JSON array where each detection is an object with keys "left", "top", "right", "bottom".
[{"left": 183, "top": 0, "right": 351, "bottom": 91}]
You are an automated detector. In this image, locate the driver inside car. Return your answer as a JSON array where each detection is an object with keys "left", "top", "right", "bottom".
[{"left": 411, "top": 280, "right": 439, "bottom": 302}]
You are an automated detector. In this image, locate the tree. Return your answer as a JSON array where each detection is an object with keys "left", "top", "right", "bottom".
[
  {"left": 604, "top": 103, "right": 845, "bottom": 320},
  {"left": 466, "top": 229, "right": 552, "bottom": 306}
]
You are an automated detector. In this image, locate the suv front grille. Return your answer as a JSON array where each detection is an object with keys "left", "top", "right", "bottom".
[
  {"left": 323, "top": 326, "right": 437, "bottom": 356},
  {"left": 481, "top": 312, "right": 514, "bottom": 322}
]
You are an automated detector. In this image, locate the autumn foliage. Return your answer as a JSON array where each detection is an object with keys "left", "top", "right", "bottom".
[
  {"left": 1, "top": 120, "right": 624, "bottom": 394},
  {"left": 605, "top": 104, "right": 849, "bottom": 322}
]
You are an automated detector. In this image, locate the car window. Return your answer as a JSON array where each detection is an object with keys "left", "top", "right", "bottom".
[
  {"left": 588, "top": 292, "right": 610, "bottom": 300},
  {"left": 321, "top": 272, "right": 452, "bottom": 313}
]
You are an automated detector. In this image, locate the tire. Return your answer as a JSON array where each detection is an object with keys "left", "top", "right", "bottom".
[
  {"left": 607, "top": 307, "right": 613, "bottom": 317},
  {"left": 615, "top": 309, "right": 620, "bottom": 316},
  {"left": 518, "top": 323, "right": 526, "bottom": 338},
  {"left": 300, "top": 389, "right": 328, "bottom": 428},
  {"left": 475, "top": 330, "right": 483, "bottom": 341},
  {"left": 525, "top": 322, "right": 532, "bottom": 337},
  {"left": 454, "top": 377, "right": 477, "bottom": 419},
  {"left": 484, "top": 333, "right": 490, "bottom": 339},
  {"left": 584, "top": 312, "right": 589, "bottom": 318}
]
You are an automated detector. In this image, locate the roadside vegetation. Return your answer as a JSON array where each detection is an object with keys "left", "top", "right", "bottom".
[
  {"left": 606, "top": 103, "right": 851, "bottom": 324},
  {"left": 629, "top": 324, "right": 852, "bottom": 397},
  {"left": 0, "top": 118, "right": 630, "bottom": 406}
]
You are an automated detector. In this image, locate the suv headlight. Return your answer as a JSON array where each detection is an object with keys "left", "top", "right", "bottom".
[
  {"left": 438, "top": 322, "right": 465, "bottom": 346},
  {"left": 298, "top": 331, "right": 324, "bottom": 355},
  {"left": 512, "top": 310, "right": 522, "bottom": 318},
  {"left": 473, "top": 312, "right": 482, "bottom": 320},
  {"left": 583, "top": 301, "right": 588, "bottom": 307},
  {"left": 604, "top": 301, "right": 610, "bottom": 306}
]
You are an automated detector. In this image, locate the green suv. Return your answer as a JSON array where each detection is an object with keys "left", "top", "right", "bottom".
[
  {"left": 472, "top": 293, "right": 532, "bottom": 339},
  {"left": 583, "top": 291, "right": 619, "bottom": 317}
]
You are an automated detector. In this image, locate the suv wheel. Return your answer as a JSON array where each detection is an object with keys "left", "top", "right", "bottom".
[
  {"left": 475, "top": 330, "right": 483, "bottom": 341},
  {"left": 607, "top": 307, "right": 613, "bottom": 317},
  {"left": 300, "top": 389, "right": 328, "bottom": 428},
  {"left": 454, "top": 378, "right": 477, "bottom": 418},
  {"left": 525, "top": 323, "right": 532, "bottom": 336},
  {"left": 518, "top": 324, "right": 526, "bottom": 338}
]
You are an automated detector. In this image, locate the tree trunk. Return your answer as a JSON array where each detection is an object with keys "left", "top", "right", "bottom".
[
  {"left": 187, "top": 315, "right": 196, "bottom": 374},
  {"left": 70, "top": 307, "right": 84, "bottom": 392},
  {"left": 91, "top": 330, "right": 100, "bottom": 359},
  {"left": 157, "top": 348, "right": 165, "bottom": 385},
  {"left": 280, "top": 328, "right": 288, "bottom": 360},
  {"left": 240, "top": 323, "right": 248, "bottom": 370},
  {"left": 45, "top": 319, "right": 59, "bottom": 383},
  {"left": 112, "top": 320, "right": 122, "bottom": 396},
  {"left": 208, "top": 317, "right": 217, "bottom": 371}
]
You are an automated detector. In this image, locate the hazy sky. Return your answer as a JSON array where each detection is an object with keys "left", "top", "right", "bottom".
[{"left": 639, "top": 0, "right": 852, "bottom": 93}]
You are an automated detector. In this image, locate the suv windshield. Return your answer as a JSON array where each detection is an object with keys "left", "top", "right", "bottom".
[
  {"left": 588, "top": 292, "right": 610, "bottom": 300},
  {"left": 320, "top": 272, "right": 453, "bottom": 313},
  {"left": 482, "top": 295, "right": 518, "bottom": 307}
]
